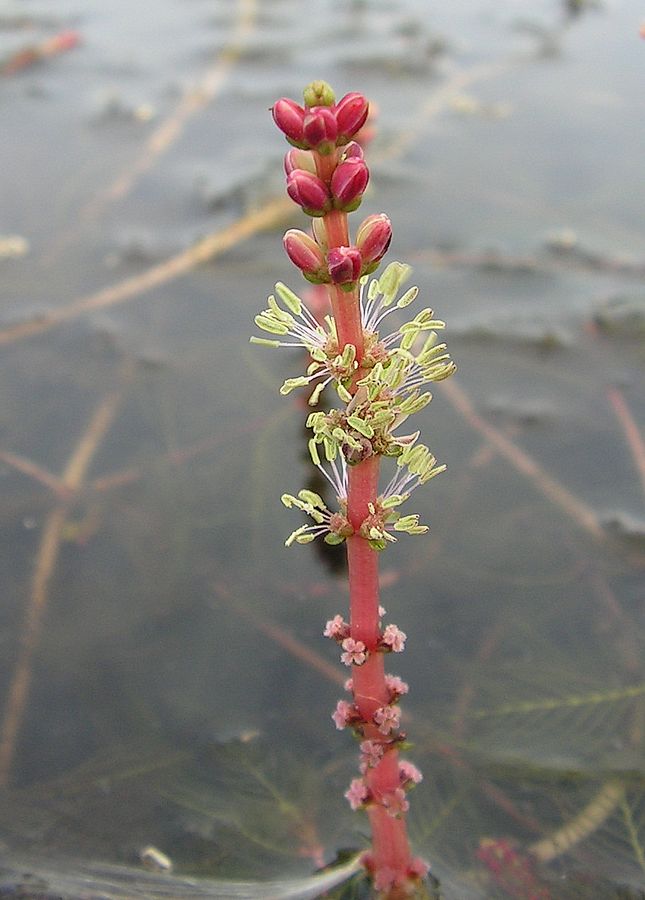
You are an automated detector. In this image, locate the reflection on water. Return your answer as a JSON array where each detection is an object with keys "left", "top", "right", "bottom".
[{"left": 0, "top": 0, "right": 643, "bottom": 897}]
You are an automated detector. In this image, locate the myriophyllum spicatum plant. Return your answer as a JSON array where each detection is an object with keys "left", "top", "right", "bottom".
[{"left": 251, "top": 81, "right": 456, "bottom": 899}]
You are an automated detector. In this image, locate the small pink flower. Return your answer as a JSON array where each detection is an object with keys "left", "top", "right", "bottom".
[
  {"left": 344, "top": 677, "right": 354, "bottom": 692},
  {"left": 382, "top": 787, "right": 410, "bottom": 818},
  {"left": 272, "top": 98, "right": 306, "bottom": 144},
  {"left": 344, "top": 777, "right": 369, "bottom": 810},
  {"left": 399, "top": 760, "right": 423, "bottom": 786},
  {"left": 286, "top": 169, "right": 330, "bottom": 216},
  {"left": 373, "top": 866, "right": 399, "bottom": 893},
  {"left": 340, "top": 637, "right": 367, "bottom": 667},
  {"left": 330, "top": 158, "right": 369, "bottom": 210},
  {"left": 408, "top": 857, "right": 430, "bottom": 881},
  {"left": 327, "top": 246, "right": 362, "bottom": 285},
  {"left": 385, "top": 674, "right": 409, "bottom": 698},
  {"left": 381, "top": 623, "right": 406, "bottom": 653},
  {"left": 334, "top": 92, "right": 369, "bottom": 143},
  {"left": 332, "top": 699, "right": 356, "bottom": 730},
  {"left": 373, "top": 704, "right": 401, "bottom": 735},
  {"left": 359, "top": 739, "right": 385, "bottom": 772},
  {"left": 323, "top": 614, "right": 349, "bottom": 640}
]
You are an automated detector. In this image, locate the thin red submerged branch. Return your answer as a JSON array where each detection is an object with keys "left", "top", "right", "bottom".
[{"left": 257, "top": 79, "right": 456, "bottom": 898}]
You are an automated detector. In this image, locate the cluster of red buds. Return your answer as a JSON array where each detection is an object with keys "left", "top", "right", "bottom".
[
  {"left": 272, "top": 81, "right": 369, "bottom": 152},
  {"left": 273, "top": 87, "right": 391, "bottom": 289}
]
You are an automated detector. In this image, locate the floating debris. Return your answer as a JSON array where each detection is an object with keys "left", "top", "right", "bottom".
[
  {"left": 0, "top": 235, "right": 29, "bottom": 259},
  {"left": 450, "top": 93, "right": 513, "bottom": 119},
  {"left": 139, "top": 845, "right": 173, "bottom": 874},
  {"left": 0, "top": 29, "right": 80, "bottom": 76}
]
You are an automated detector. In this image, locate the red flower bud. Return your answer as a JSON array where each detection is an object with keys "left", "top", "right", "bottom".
[
  {"left": 283, "top": 229, "right": 329, "bottom": 283},
  {"left": 286, "top": 169, "right": 331, "bottom": 216},
  {"left": 284, "top": 148, "right": 316, "bottom": 176},
  {"left": 356, "top": 213, "right": 392, "bottom": 273},
  {"left": 330, "top": 158, "right": 369, "bottom": 211},
  {"left": 303, "top": 106, "right": 338, "bottom": 153},
  {"left": 327, "top": 246, "right": 363, "bottom": 285},
  {"left": 334, "top": 92, "right": 369, "bottom": 144},
  {"left": 272, "top": 98, "right": 306, "bottom": 144},
  {"left": 341, "top": 141, "right": 364, "bottom": 161}
]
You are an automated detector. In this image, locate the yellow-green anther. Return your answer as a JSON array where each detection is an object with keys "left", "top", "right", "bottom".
[
  {"left": 336, "top": 383, "right": 352, "bottom": 403},
  {"left": 324, "top": 533, "right": 345, "bottom": 545},
  {"left": 298, "top": 489, "right": 325, "bottom": 508},
  {"left": 409, "top": 525, "right": 429, "bottom": 534},
  {"left": 380, "top": 494, "right": 406, "bottom": 509},
  {"left": 379, "top": 261, "right": 411, "bottom": 303},
  {"left": 249, "top": 336, "right": 281, "bottom": 347},
  {"left": 367, "top": 278, "right": 380, "bottom": 301},
  {"left": 308, "top": 438, "right": 321, "bottom": 466},
  {"left": 285, "top": 525, "right": 309, "bottom": 546},
  {"left": 341, "top": 343, "right": 356, "bottom": 367},
  {"left": 371, "top": 410, "right": 396, "bottom": 428},
  {"left": 323, "top": 437, "right": 337, "bottom": 461},
  {"left": 308, "top": 383, "right": 325, "bottom": 406},
  {"left": 419, "top": 342, "right": 448, "bottom": 363},
  {"left": 396, "top": 286, "right": 419, "bottom": 308},
  {"left": 347, "top": 416, "right": 374, "bottom": 438},
  {"left": 267, "top": 295, "right": 294, "bottom": 322},
  {"left": 400, "top": 330, "right": 419, "bottom": 351},
  {"left": 275, "top": 281, "right": 302, "bottom": 315},
  {"left": 296, "top": 533, "right": 315, "bottom": 544},
  {"left": 400, "top": 393, "right": 433, "bottom": 415},
  {"left": 281, "top": 494, "right": 297, "bottom": 507},
  {"left": 394, "top": 515, "right": 420, "bottom": 531},
  {"left": 420, "top": 463, "right": 447, "bottom": 483},
  {"left": 255, "top": 315, "right": 289, "bottom": 335},
  {"left": 310, "top": 347, "right": 327, "bottom": 362},
  {"left": 332, "top": 427, "right": 346, "bottom": 442},
  {"left": 280, "top": 376, "right": 310, "bottom": 395}
]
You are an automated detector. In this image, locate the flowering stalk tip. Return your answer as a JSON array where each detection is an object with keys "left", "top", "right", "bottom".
[{"left": 254, "top": 81, "right": 455, "bottom": 898}]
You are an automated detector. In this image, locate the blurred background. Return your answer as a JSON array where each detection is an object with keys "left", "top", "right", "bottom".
[{"left": 0, "top": 1, "right": 643, "bottom": 897}]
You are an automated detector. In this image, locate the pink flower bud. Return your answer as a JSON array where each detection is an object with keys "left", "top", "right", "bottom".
[
  {"left": 272, "top": 98, "right": 306, "bottom": 144},
  {"left": 303, "top": 106, "right": 338, "bottom": 153},
  {"left": 327, "top": 246, "right": 363, "bottom": 285},
  {"left": 330, "top": 158, "right": 369, "bottom": 211},
  {"left": 284, "top": 148, "right": 316, "bottom": 176},
  {"left": 334, "top": 92, "right": 369, "bottom": 144},
  {"left": 356, "top": 213, "right": 392, "bottom": 273},
  {"left": 286, "top": 169, "right": 331, "bottom": 216},
  {"left": 341, "top": 141, "right": 364, "bottom": 161},
  {"left": 283, "top": 229, "right": 329, "bottom": 282}
]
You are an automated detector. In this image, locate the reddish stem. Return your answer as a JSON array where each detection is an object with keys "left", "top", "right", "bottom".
[
  {"left": 346, "top": 455, "right": 414, "bottom": 888},
  {"left": 313, "top": 139, "right": 415, "bottom": 895},
  {"left": 313, "top": 151, "right": 365, "bottom": 362}
]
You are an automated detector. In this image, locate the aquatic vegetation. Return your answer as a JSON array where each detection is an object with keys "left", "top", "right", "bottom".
[{"left": 254, "top": 80, "right": 455, "bottom": 898}]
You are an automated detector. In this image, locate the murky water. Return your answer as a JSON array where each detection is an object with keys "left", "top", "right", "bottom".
[{"left": 0, "top": 0, "right": 643, "bottom": 897}]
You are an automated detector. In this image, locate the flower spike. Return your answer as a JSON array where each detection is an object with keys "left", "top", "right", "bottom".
[{"left": 254, "top": 80, "right": 455, "bottom": 897}]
